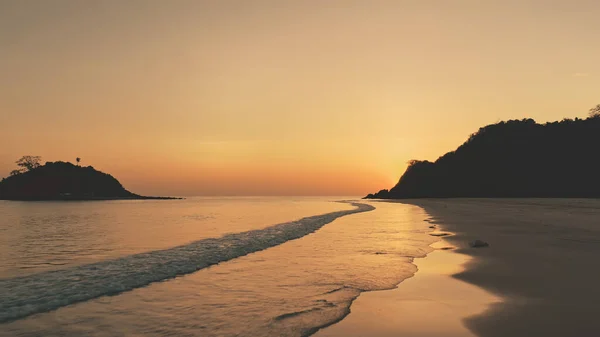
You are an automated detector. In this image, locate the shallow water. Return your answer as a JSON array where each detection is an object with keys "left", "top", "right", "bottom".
[
  {"left": 0, "top": 197, "right": 437, "bottom": 336},
  {"left": 0, "top": 197, "right": 354, "bottom": 278}
]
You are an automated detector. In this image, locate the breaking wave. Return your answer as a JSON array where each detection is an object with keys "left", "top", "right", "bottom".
[{"left": 0, "top": 202, "right": 374, "bottom": 323}]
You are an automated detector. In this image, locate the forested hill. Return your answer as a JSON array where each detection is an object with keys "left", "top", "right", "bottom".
[
  {"left": 0, "top": 161, "right": 178, "bottom": 200},
  {"left": 366, "top": 116, "right": 600, "bottom": 199}
]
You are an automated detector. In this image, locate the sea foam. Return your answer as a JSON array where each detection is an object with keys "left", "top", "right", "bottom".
[{"left": 0, "top": 202, "right": 374, "bottom": 323}]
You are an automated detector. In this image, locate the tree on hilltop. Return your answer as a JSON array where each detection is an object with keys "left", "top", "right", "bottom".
[
  {"left": 589, "top": 104, "right": 600, "bottom": 118},
  {"left": 13, "top": 155, "right": 42, "bottom": 175}
]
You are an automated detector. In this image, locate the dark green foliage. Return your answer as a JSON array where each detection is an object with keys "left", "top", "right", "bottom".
[{"left": 366, "top": 116, "right": 600, "bottom": 199}]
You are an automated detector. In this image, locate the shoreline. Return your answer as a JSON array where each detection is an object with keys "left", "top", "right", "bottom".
[
  {"left": 398, "top": 198, "right": 600, "bottom": 336},
  {"left": 316, "top": 198, "right": 600, "bottom": 336},
  {"left": 0, "top": 195, "right": 184, "bottom": 201},
  {"left": 314, "top": 231, "right": 499, "bottom": 337}
]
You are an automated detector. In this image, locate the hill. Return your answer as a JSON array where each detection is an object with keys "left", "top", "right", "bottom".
[
  {"left": 366, "top": 117, "right": 600, "bottom": 199},
  {"left": 0, "top": 161, "right": 178, "bottom": 200}
]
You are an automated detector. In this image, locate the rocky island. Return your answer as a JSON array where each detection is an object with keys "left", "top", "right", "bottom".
[{"left": 0, "top": 159, "right": 180, "bottom": 201}]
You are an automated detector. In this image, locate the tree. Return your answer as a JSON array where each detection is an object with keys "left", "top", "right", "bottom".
[
  {"left": 589, "top": 104, "right": 600, "bottom": 118},
  {"left": 10, "top": 169, "right": 22, "bottom": 176},
  {"left": 76, "top": 157, "right": 81, "bottom": 166},
  {"left": 16, "top": 156, "right": 42, "bottom": 172}
]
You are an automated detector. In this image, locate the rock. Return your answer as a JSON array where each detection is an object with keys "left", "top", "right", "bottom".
[
  {"left": 430, "top": 232, "right": 451, "bottom": 237},
  {"left": 470, "top": 239, "right": 489, "bottom": 248},
  {"left": 429, "top": 225, "right": 436, "bottom": 229}
]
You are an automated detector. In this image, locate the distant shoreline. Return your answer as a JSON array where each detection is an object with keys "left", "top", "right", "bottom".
[
  {"left": 365, "top": 196, "right": 600, "bottom": 199},
  {"left": 0, "top": 196, "right": 184, "bottom": 201}
]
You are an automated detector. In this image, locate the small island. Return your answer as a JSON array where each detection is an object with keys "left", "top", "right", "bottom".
[
  {"left": 0, "top": 157, "right": 181, "bottom": 201},
  {"left": 367, "top": 107, "right": 600, "bottom": 199}
]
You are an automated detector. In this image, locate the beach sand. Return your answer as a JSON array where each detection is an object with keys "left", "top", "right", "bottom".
[
  {"left": 315, "top": 240, "right": 500, "bottom": 337},
  {"left": 317, "top": 198, "right": 600, "bottom": 336}
]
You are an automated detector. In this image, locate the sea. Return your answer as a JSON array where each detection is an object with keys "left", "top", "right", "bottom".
[{"left": 0, "top": 197, "right": 438, "bottom": 337}]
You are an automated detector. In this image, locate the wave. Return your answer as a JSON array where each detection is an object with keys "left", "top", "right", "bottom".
[
  {"left": 0, "top": 202, "right": 374, "bottom": 323},
  {"left": 274, "top": 307, "right": 323, "bottom": 321}
]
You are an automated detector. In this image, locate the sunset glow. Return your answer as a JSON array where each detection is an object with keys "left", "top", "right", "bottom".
[{"left": 2, "top": 1, "right": 598, "bottom": 196}]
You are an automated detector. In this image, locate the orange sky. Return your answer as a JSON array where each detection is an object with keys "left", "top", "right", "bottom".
[{"left": 1, "top": 1, "right": 599, "bottom": 196}]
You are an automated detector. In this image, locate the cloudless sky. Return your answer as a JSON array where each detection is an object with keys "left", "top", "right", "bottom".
[{"left": 1, "top": 0, "right": 598, "bottom": 196}]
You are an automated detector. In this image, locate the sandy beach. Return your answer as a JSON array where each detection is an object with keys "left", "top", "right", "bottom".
[
  {"left": 317, "top": 198, "right": 600, "bottom": 336},
  {"left": 315, "top": 239, "right": 500, "bottom": 337}
]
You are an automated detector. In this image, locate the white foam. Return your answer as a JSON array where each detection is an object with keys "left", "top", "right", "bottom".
[{"left": 0, "top": 202, "right": 374, "bottom": 323}]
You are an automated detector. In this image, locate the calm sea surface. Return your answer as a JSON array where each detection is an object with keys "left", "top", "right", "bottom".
[{"left": 0, "top": 197, "right": 436, "bottom": 336}]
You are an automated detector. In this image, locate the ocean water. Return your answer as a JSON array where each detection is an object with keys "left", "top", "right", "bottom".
[{"left": 0, "top": 197, "right": 437, "bottom": 336}]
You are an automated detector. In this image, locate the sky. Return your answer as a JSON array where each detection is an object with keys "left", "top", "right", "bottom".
[{"left": 1, "top": 0, "right": 599, "bottom": 196}]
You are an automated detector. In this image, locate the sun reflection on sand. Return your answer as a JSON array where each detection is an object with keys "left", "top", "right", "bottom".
[{"left": 315, "top": 239, "right": 501, "bottom": 337}]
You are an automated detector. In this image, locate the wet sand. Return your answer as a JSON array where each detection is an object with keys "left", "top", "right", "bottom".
[
  {"left": 409, "top": 198, "right": 600, "bottom": 336},
  {"left": 315, "top": 240, "right": 500, "bottom": 337},
  {"left": 317, "top": 198, "right": 600, "bottom": 336}
]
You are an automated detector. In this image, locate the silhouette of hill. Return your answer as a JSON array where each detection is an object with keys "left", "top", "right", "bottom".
[
  {"left": 0, "top": 161, "right": 179, "bottom": 200},
  {"left": 366, "top": 117, "right": 600, "bottom": 199}
]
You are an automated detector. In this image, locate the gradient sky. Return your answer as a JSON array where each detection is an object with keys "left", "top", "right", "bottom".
[{"left": 1, "top": 0, "right": 599, "bottom": 196}]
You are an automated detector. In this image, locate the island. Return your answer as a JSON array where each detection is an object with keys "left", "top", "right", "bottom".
[
  {"left": 0, "top": 160, "right": 181, "bottom": 201},
  {"left": 366, "top": 115, "right": 600, "bottom": 199}
]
